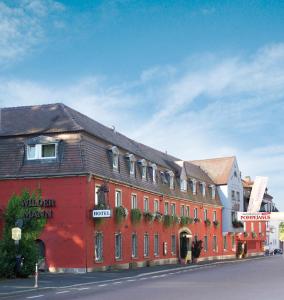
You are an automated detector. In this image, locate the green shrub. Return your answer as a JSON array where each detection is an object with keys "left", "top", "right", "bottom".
[
  {"left": 143, "top": 211, "right": 154, "bottom": 223},
  {"left": 114, "top": 206, "right": 127, "bottom": 224},
  {"left": 163, "top": 215, "right": 173, "bottom": 227},
  {"left": 131, "top": 208, "right": 142, "bottom": 224}
]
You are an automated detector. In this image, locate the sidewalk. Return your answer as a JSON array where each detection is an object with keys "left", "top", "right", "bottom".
[{"left": 0, "top": 255, "right": 270, "bottom": 298}]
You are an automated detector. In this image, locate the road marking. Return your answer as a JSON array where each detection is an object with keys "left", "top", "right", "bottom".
[
  {"left": 151, "top": 275, "right": 160, "bottom": 278},
  {"left": 127, "top": 279, "right": 136, "bottom": 282},
  {"left": 56, "top": 291, "right": 70, "bottom": 294},
  {"left": 76, "top": 287, "right": 90, "bottom": 291},
  {"left": 98, "top": 284, "right": 108, "bottom": 287},
  {"left": 138, "top": 277, "right": 147, "bottom": 280},
  {"left": 26, "top": 296, "right": 44, "bottom": 299},
  {"left": 113, "top": 281, "right": 122, "bottom": 285}
]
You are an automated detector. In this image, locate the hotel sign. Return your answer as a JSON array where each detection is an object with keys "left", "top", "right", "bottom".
[
  {"left": 237, "top": 212, "right": 284, "bottom": 221},
  {"left": 92, "top": 209, "right": 112, "bottom": 218}
]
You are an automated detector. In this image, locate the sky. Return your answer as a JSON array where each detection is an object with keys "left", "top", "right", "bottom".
[{"left": 0, "top": 0, "right": 284, "bottom": 210}]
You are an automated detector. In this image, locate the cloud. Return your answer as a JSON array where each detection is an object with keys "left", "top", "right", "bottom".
[
  {"left": 0, "top": 0, "right": 65, "bottom": 66},
  {"left": 0, "top": 43, "right": 284, "bottom": 209}
]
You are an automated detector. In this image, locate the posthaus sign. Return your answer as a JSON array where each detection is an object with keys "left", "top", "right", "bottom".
[{"left": 22, "top": 199, "right": 56, "bottom": 219}]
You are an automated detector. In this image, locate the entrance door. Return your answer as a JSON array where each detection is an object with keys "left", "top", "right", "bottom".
[
  {"left": 35, "top": 239, "right": 46, "bottom": 270},
  {"left": 180, "top": 232, "right": 192, "bottom": 261}
]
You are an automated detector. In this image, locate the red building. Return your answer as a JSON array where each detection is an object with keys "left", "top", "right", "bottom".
[{"left": 0, "top": 104, "right": 241, "bottom": 272}]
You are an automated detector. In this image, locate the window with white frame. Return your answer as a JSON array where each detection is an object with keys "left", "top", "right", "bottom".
[
  {"left": 154, "top": 199, "right": 159, "bottom": 213},
  {"left": 139, "top": 159, "right": 147, "bottom": 180},
  {"left": 213, "top": 236, "right": 217, "bottom": 252},
  {"left": 232, "top": 236, "right": 235, "bottom": 250},
  {"left": 131, "top": 194, "right": 137, "bottom": 209},
  {"left": 171, "top": 235, "right": 176, "bottom": 254},
  {"left": 259, "top": 222, "right": 262, "bottom": 233},
  {"left": 231, "top": 190, "right": 235, "bottom": 201},
  {"left": 115, "top": 190, "right": 122, "bottom": 207},
  {"left": 251, "top": 222, "right": 254, "bottom": 232},
  {"left": 167, "top": 171, "right": 174, "bottom": 190},
  {"left": 144, "top": 197, "right": 149, "bottom": 212},
  {"left": 95, "top": 232, "right": 103, "bottom": 261},
  {"left": 164, "top": 202, "right": 169, "bottom": 215},
  {"left": 27, "top": 143, "right": 57, "bottom": 160},
  {"left": 223, "top": 235, "right": 227, "bottom": 250},
  {"left": 191, "top": 179, "right": 197, "bottom": 194},
  {"left": 151, "top": 163, "right": 157, "bottom": 183},
  {"left": 204, "top": 208, "right": 208, "bottom": 220},
  {"left": 244, "top": 221, "right": 247, "bottom": 232},
  {"left": 132, "top": 233, "right": 138, "bottom": 258},
  {"left": 154, "top": 234, "right": 159, "bottom": 256},
  {"left": 186, "top": 206, "right": 190, "bottom": 217},
  {"left": 213, "top": 211, "right": 217, "bottom": 222},
  {"left": 95, "top": 185, "right": 101, "bottom": 205},
  {"left": 200, "top": 182, "right": 206, "bottom": 197},
  {"left": 194, "top": 207, "right": 198, "bottom": 219},
  {"left": 236, "top": 191, "right": 240, "bottom": 202},
  {"left": 171, "top": 203, "right": 176, "bottom": 216},
  {"left": 144, "top": 233, "right": 149, "bottom": 257},
  {"left": 210, "top": 185, "right": 216, "bottom": 200},
  {"left": 204, "top": 236, "right": 208, "bottom": 252},
  {"left": 110, "top": 146, "right": 119, "bottom": 170},
  {"left": 181, "top": 205, "right": 185, "bottom": 217},
  {"left": 115, "top": 233, "right": 122, "bottom": 260},
  {"left": 180, "top": 178, "right": 187, "bottom": 192}
]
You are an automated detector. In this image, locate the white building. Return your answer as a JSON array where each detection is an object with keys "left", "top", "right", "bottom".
[{"left": 191, "top": 156, "right": 244, "bottom": 234}]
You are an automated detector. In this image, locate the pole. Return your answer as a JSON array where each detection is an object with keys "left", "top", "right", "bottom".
[{"left": 34, "top": 263, "right": 38, "bottom": 288}]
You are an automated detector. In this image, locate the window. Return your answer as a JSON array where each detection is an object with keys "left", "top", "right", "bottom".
[
  {"left": 27, "top": 143, "right": 57, "bottom": 160},
  {"left": 244, "top": 221, "right": 247, "bottom": 232},
  {"left": 231, "top": 190, "right": 235, "bottom": 201},
  {"left": 95, "top": 185, "right": 101, "bottom": 205},
  {"left": 236, "top": 191, "right": 240, "bottom": 202},
  {"left": 154, "top": 199, "right": 159, "bottom": 213},
  {"left": 180, "top": 179, "right": 187, "bottom": 192},
  {"left": 213, "top": 236, "right": 217, "bottom": 252},
  {"left": 251, "top": 222, "right": 254, "bottom": 232},
  {"left": 194, "top": 208, "right": 198, "bottom": 219},
  {"left": 232, "top": 236, "right": 235, "bottom": 250},
  {"left": 213, "top": 211, "right": 217, "bottom": 222},
  {"left": 151, "top": 164, "right": 157, "bottom": 184},
  {"left": 95, "top": 232, "right": 103, "bottom": 261},
  {"left": 109, "top": 146, "right": 119, "bottom": 170},
  {"left": 115, "top": 190, "right": 122, "bottom": 207},
  {"left": 144, "top": 233, "right": 149, "bottom": 257},
  {"left": 210, "top": 185, "right": 216, "bottom": 200},
  {"left": 181, "top": 205, "right": 185, "bottom": 217},
  {"left": 223, "top": 235, "right": 227, "bottom": 250},
  {"left": 204, "top": 209, "right": 208, "bottom": 220},
  {"left": 139, "top": 159, "right": 147, "bottom": 180},
  {"left": 259, "top": 222, "right": 262, "bottom": 233},
  {"left": 200, "top": 182, "right": 206, "bottom": 197},
  {"left": 131, "top": 194, "right": 137, "bottom": 209},
  {"left": 204, "top": 236, "right": 208, "bottom": 252},
  {"left": 171, "top": 203, "right": 176, "bottom": 216},
  {"left": 186, "top": 206, "right": 190, "bottom": 217},
  {"left": 154, "top": 234, "right": 159, "bottom": 256},
  {"left": 164, "top": 202, "right": 169, "bottom": 215},
  {"left": 132, "top": 233, "right": 138, "bottom": 258},
  {"left": 144, "top": 197, "right": 149, "bottom": 212},
  {"left": 127, "top": 154, "right": 136, "bottom": 176},
  {"left": 130, "top": 160, "right": 135, "bottom": 176},
  {"left": 191, "top": 179, "right": 197, "bottom": 194},
  {"left": 171, "top": 235, "right": 176, "bottom": 254},
  {"left": 115, "top": 233, "right": 122, "bottom": 260},
  {"left": 167, "top": 171, "right": 174, "bottom": 190}
]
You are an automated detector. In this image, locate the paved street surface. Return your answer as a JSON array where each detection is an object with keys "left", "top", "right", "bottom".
[{"left": 1, "top": 256, "right": 283, "bottom": 300}]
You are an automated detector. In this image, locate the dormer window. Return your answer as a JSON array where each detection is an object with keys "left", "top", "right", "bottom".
[
  {"left": 126, "top": 153, "right": 136, "bottom": 176},
  {"left": 151, "top": 163, "right": 157, "bottom": 184},
  {"left": 109, "top": 146, "right": 119, "bottom": 170},
  {"left": 139, "top": 159, "right": 147, "bottom": 180},
  {"left": 191, "top": 179, "right": 197, "bottom": 195},
  {"left": 26, "top": 136, "right": 59, "bottom": 160},
  {"left": 210, "top": 185, "right": 216, "bottom": 200},
  {"left": 167, "top": 171, "right": 174, "bottom": 190},
  {"left": 180, "top": 178, "right": 187, "bottom": 192},
  {"left": 200, "top": 182, "right": 206, "bottom": 197}
]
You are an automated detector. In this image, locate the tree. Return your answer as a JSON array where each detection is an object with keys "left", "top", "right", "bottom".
[{"left": 0, "top": 190, "right": 46, "bottom": 278}]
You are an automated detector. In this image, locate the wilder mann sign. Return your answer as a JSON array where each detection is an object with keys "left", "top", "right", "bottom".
[{"left": 22, "top": 199, "right": 56, "bottom": 219}]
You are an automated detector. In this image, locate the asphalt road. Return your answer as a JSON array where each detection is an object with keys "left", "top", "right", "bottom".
[{"left": 2, "top": 256, "right": 284, "bottom": 300}]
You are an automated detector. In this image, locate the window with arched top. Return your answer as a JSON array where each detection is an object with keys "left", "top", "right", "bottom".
[
  {"left": 109, "top": 146, "right": 119, "bottom": 170},
  {"left": 167, "top": 170, "right": 174, "bottom": 190},
  {"left": 139, "top": 159, "right": 147, "bottom": 180},
  {"left": 151, "top": 163, "right": 157, "bottom": 183}
]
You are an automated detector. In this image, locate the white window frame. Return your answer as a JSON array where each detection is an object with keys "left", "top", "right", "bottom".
[
  {"left": 213, "top": 211, "right": 217, "bottom": 222},
  {"left": 115, "top": 189, "right": 122, "bottom": 207},
  {"left": 139, "top": 159, "right": 147, "bottom": 180},
  {"left": 201, "top": 182, "right": 206, "bottom": 197},
  {"left": 186, "top": 206, "right": 190, "bottom": 217},
  {"left": 115, "top": 233, "right": 122, "bottom": 260},
  {"left": 154, "top": 234, "right": 159, "bottom": 256},
  {"left": 95, "top": 185, "right": 101, "bottom": 206},
  {"left": 223, "top": 235, "right": 227, "bottom": 250},
  {"left": 132, "top": 233, "right": 138, "bottom": 258},
  {"left": 194, "top": 207, "right": 198, "bottom": 219},
  {"left": 251, "top": 222, "right": 254, "bottom": 232},
  {"left": 144, "top": 197, "right": 149, "bottom": 212},
  {"left": 259, "top": 222, "right": 262, "bottom": 233},
  {"left": 151, "top": 163, "right": 157, "bottom": 184},
  {"left": 171, "top": 203, "right": 176, "bottom": 216},
  {"left": 171, "top": 234, "right": 176, "bottom": 255},
  {"left": 167, "top": 171, "right": 174, "bottom": 190},
  {"left": 213, "top": 236, "right": 217, "bottom": 252},
  {"left": 95, "top": 232, "right": 103, "bottom": 262},
  {"left": 144, "top": 233, "right": 149, "bottom": 257},
  {"left": 154, "top": 199, "right": 159, "bottom": 213},
  {"left": 131, "top": 193, "right": 137, "bottom": 209},
  {"left": 181, "top": 205, "right": 185, "bottom": 217},
  {"left": 110, "top": 146, "right": 119, "bottom": 170},
  {"left": 180, "top": 178, "right": 187, "bottom": 192},
  {"left": 204, "top": 236, "right": 208, "bottom": 252},
  {"left": 27, "top": 143, "right": 57, "bottom": 160},
  {"left": 164, "top": 202, "right": 169, "bottom": 215},
  {"left": 210, "top": 185, "right": 216, "bottom": 200},
  {"left": 204, "top": 209, "right": 208, "bottom": 220},
  {"left": 192, "top": 179, "right": 197, "bottom": 195}
]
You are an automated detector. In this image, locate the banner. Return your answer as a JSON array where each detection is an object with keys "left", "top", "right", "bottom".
[
  {"left": 237, "top": 212, "right": 284, "bottom": 221},
  {"left": 247, "top": 176, "right": 268, "bottom": 213}
]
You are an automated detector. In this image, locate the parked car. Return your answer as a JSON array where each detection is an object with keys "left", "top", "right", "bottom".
[{"left": 273, "top": 249, "right": 283, "bottom": 255}]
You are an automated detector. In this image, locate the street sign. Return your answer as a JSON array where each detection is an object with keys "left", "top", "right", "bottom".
[{"left": 11, "top": 227, "right": 22, "bottom": 241}]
